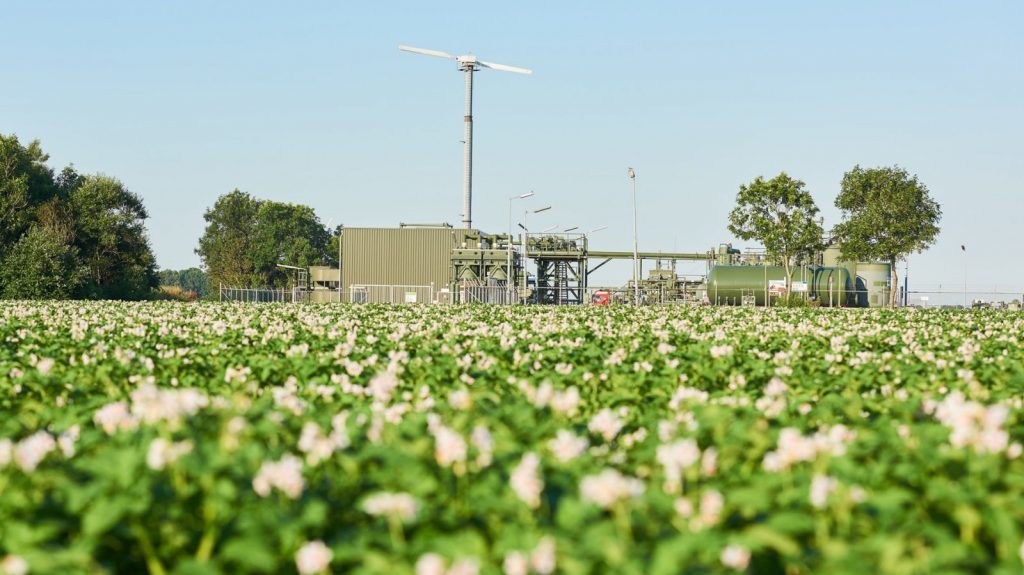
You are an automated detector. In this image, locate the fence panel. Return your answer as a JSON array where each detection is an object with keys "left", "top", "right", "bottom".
[
  {"left": 460, "top": 285, "right": 520, "bottom": 304},
  {"left": 348, "top": 285, "right": 434, "bottom": 304}
]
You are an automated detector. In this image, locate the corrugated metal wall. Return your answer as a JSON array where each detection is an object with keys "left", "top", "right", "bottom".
[{"left": 340, "top": 227, "right": 477, "bottom": 291}]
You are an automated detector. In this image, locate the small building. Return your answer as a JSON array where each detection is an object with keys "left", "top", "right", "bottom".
[{"left": 338, "top": 224, "right": 516, "bottom": 303}]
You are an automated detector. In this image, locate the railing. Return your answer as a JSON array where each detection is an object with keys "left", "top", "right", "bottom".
[
  {"left": 347, "top": 284, "right": 435, "bottom": 304},
  {"left": 219, "top": 285, "right": 435, "bottom": 305},
  {"left": 219, "top": 286, "right": 309, "bottom": 303},
  {"left": 460, "top": 285, "right": 520, "bottom": 304}
]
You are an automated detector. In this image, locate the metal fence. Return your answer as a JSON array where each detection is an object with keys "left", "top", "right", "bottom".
[
  {"left": 460, "top": 285, "right": 520, "bottom": 304},
  {"left": 905, "top": 289, "right": 1023, "bottom": 309},
  {"left": 219, "top": 286, "right": 309, "bottom": 303},
  {"left": 347, "top": 284, "right": 435, "bottom": 304}
]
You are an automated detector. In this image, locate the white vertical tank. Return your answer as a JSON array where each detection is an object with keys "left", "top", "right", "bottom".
[{"left": 858, "top": 263, "right": 892, "bottom": 307}]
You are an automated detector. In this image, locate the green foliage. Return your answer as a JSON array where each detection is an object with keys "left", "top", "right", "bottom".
[
  {"left": 67, "top": 174, "right": 158, "bottom": 300},
  {"left": 196, "top": 190, "right": 261, "bottom": 288},
  {"left": 2, "top": 303, "right": 1024, "bottom": 574},
  {"left": 0, "top": 227, "right": 83, "bottom": 299},
  {"left": 832, "top": 165, "right": 942, "bottom": 307},
  {"left": 159, "top": 268, "right": 210, "bottom": 298},
  {"left": 0, "top": 135, "right": 58, "bottom": 249},
  {"left": 196, "top": 191, "right": 335, "bottom": 289},
  {"left": 728, "top": 173, "right": 824, "bottom": 292},
  {"left": 0, "top": 134, "right": 159, "bottom": 301}
]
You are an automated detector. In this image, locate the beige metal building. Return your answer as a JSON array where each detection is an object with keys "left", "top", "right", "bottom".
[{"left": 340, "top": 226, "right": 479, "bottom": 298}]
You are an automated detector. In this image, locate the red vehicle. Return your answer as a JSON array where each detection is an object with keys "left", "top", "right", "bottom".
[{"left": 591, "top": 290, "right": 611, "bottom": 306}]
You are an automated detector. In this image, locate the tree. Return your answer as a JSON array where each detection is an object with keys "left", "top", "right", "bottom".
[
  {"left": 196, "top": 191, "right": 335, "bottom": 289},
  {"left": 250, "top": 201, "right": 334, "bottom": 287},
  {"left": 158, "top": 267, "right": 210, "bottom": 298},
  {"left": 0, "top": 226, "right": 83, "bottom": 299},
  {"left": 1, "top": 135, "right": 57, "bottom": 252},
  {"left": 196, "top": 191, "right": 261, "bottom": 288},
  {"left": 67, "top": 174, "right": 158, "bottom": 299},
  {"left": 0, "top": 135, "right": 160, "bottom": 301},
  {"left": 728, "top": 172, "right": 825, "bottom": 299},
  {"left": 832, "top": 165, "right": 941, "bottom": 308}
]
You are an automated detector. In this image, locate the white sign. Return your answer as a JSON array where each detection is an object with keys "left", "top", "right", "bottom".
[
  {"left": 791, "top": 281, "right": 808, "bottom": 293},
  {"left": 404, "top": 291, "right": 418, "bottom": 303},
  {"left": 768, "top": 280, "right": 787, "bottom": 295}
]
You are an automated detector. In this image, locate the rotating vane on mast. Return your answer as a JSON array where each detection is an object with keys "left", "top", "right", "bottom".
[{"left": 399, "top": 45, "right": 532, "bottom": 229}]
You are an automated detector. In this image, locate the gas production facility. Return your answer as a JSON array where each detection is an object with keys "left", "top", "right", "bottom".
[{"left": 221, "top": 44, "right": 897, "bottom": 308}]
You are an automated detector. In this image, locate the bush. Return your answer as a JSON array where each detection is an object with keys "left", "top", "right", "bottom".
[{"left": 0, "top": 227, "right": 82, "bottom": 299}]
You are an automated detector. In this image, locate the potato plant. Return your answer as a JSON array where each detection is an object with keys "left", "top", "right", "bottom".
[{"left": 2, "top": 302, "right": 1023, "bottom": 575}]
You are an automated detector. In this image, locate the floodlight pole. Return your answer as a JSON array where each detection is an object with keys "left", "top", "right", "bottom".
[
  {"left": 508, "top": 191, "right": 534, "bottom": 294},
  {"left": 628, "top": 167, "right": 639, "bottom": 303},
  {"left": 962, "top": 245, "right": 967, "bottom": 309}
]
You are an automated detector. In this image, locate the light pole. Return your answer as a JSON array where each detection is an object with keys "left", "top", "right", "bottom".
[
  {"left": 520, "top": 206, "right": 552, "bottom": 295},
  {"left": 961, "top": 244, "right": 967, "bottom": 309},
  {"left": 508, "top": 191, "right": 534, "bottom": 289},
  {"left": 627, "top": 167, "right": 639, "bottom": 303}
]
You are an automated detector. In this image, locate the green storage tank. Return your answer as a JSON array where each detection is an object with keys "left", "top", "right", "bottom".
[
  {"left": 708, "top": 266, "right": 855, "bottom": 307},
  {"left": 811, "top": 266, "right": 855, "bottom": 307}
]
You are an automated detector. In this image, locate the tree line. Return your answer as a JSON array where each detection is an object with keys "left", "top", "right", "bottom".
[
  {"left": 1, "top": 133, "right": 339, "bottom": 301},
  {"left": 727, "top": 165, "right": 942, "bottom": 308}
]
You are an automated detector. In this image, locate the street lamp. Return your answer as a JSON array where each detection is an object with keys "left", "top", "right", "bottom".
[
  {"left": 961, "top": 245, "right": 967, "bottom": 309},
  {"left": 508, "top": 191, "right": 534, "bottom": 289},
  {"left": 563, "top": 226, "right": 579, "bottom": 232},
  {"left": 627, "top": 167, "right": 639, "bottom": 303},
  {"left": 589, "top": 225, "right": 608, "bottom": 234},
  {"left": 521, "top": 206, "right": 552, "bottom": 294},
  {"left": 541, "top": 224, "right": 558, "bottom": 233}
]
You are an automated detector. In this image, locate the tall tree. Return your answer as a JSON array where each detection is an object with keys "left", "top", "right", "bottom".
[
  {"left": 728, "top": 172, "right": 824, "bottom": 298},
  {"left": 196, "top": 190, "right": 261, "bottom": 288},
  {"left": 67, "top": 173, "right": 158, "bottom": 299},
  {"left": 196, "top": 191, "right": 335, "bottom": 289},
  {"left": 0, "top": 135, "right": 57, "bottom": 252},
  {"left": 251, "top": 201, "right": 334, "bottom": 286},
  {"left": 832, "top": 165, "right": 941, "bottom": 308}
]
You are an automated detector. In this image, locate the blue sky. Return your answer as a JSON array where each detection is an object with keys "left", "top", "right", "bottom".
[{"left": 3, "top": 1, "right": 1022, "bottom": 302}]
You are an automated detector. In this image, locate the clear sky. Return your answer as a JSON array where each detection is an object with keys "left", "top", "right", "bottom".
[{"left": 3, "top": 1, "right": 1022, "bottom": 303}]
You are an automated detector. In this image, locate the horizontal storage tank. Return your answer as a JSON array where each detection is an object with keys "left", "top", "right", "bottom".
[
  {"left": 857, "top": 262, "right": 892, "bottom": 308},
  {"left": 708, "top": 266, "right": 855, "bottom": 307}
]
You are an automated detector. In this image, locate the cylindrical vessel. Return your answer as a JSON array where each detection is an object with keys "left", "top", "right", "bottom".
[
  {"left": 810, "top": 266, "right": 853, "bottom": 307},
  {"left": 857, "top": 262, "right": 892, "bottom": 308},
  {"left": 707, "top": 265, "right": 854, "bottom": 307}
]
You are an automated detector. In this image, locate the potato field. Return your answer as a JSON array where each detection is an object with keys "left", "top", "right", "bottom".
[{"left": 2, "top": 302, "right": 1024, "bottom": 575}]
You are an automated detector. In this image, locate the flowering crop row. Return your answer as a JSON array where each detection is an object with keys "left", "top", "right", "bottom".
[{"left": 2, "top": 302, "right": 1024, "bottom": 574}]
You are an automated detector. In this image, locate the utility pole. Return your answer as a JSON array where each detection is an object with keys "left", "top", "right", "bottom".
[
  {"left": 628, "top": 167, "right": 639, "bottom": 304},
  {"left": 508, "top": 192, "right": 534, "bottom": 295},
  {"left": 962, "top": 245, "right": 967, "bottom": 309}
]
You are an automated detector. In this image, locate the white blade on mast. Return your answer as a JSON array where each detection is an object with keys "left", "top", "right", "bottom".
[
  {"left": 478, "top": 60, "right": 532, "bottom": 74},
  {"left": 398, "top": 45, "right": 456, "bottom": 60}
]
